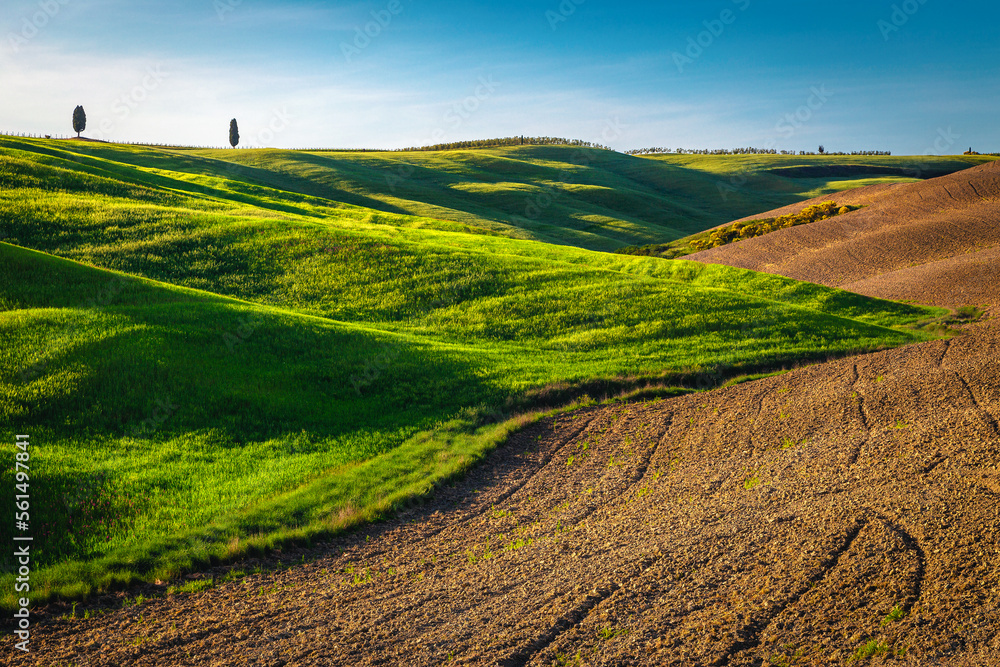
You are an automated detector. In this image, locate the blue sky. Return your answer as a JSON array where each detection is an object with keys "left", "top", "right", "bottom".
[{"left": 1, "top": 0, "right": 997, "bottom": 153}]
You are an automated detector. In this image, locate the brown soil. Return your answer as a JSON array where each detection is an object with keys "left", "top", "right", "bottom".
[
  {"left": 840, "top": 245, "right": 1000, "bottom": 310},
  {"left": 4, "top": 164, "right": 1000, "bottom": 667},
  {"left": 688, "top": 160, "right": 1000, "bottom": 305}
]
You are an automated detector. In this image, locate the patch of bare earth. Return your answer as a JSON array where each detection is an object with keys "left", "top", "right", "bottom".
[{"left": 688, "top": 160, "right": 1000, "bottom": 301}]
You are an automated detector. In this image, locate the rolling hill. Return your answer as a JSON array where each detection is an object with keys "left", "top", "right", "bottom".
[
  {"left": 686, "top": 159, "right": 1000, "bottom": 310},
  {"left": 2, "top": 135, "right": 993, "bottom": 252},
  {"left": 0, "top": 136, "right": 953, "bottom": 616},
  {"left": 16, "top": 148, "right": 996, "bottom": 666}
]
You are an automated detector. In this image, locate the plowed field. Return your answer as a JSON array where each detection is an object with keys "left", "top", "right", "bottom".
[{"left": 688, "top": 160, "right": 1000, "bottom": 305}]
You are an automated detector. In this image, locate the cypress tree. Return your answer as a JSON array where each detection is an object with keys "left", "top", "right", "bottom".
[{"left": 72, "top": 105, "right": 86, "bottom": 138}]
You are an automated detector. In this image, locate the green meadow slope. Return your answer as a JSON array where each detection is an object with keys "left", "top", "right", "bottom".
[
  {"left": 3, "top": 136, "right": 992, "bottom": 251},
  {"left": 0, "top": 137, "right": 951, "bottom": 607},
  {"left": 184, "top": 147, "right": 994, "bottom": 250}
]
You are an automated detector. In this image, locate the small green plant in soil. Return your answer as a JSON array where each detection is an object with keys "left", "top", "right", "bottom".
[
  {"left": 881, "top": 604, "right": 907, "bottom": 626},
  {"left": 954, "top": 305, "right": 985, "bottom": 321},
  {"left": 597, "top": 625, "right": 630, "bottom": 641},
  {"left": 769, "top": 644, "right": 807, "bottom": 666},
  {"left": 849, "top": 639, "right": 892, "bottom": 661},
  {"left": 553, "top": 651, "right": 584, "bottom": 666},
  {"left": 168, "top": 579, "right": 214, "bottom": 595}
]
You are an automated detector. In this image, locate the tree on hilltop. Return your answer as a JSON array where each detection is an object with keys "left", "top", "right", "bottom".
[
  {"left": 72, "top": 106, "right": 86, "bottom": 138},
  {"left": 229, "top": 119, "right": 240, "bottom": 148}
]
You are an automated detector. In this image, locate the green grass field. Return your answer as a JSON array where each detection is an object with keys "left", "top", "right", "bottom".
[
  {"left": 0, "top": 136, "right": 962, "bottom": 608},
  {"left": 4, "top": 136, "right": 992, "bottom": 252},
  {"left": 163, "top": 147, "right": 995, "bottom": 251}
]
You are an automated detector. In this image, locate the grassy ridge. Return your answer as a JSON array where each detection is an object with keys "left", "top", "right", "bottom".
[
  {"left": 4, "top": 136, "right": 993, "bottom": 252},
  {"left": 0, "top": 137, "right": 950, "bottom": 608},
  {"left": 182, "top": 147, "right": 993, "bottom": 251},
  {"left": 641, "top": 152, "right": 995, "bottom": 199},
  {"left": 1, "top": 245, "right": 506, "bottom": 603}
]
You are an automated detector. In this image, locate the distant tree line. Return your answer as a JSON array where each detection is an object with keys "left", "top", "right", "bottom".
[
  {"left": 398, "top": 136, "right": 613, "bottom": 152},
  {"left": 626, "top": 147, "right": 781, "bottom": 155},
  {"left": 797, "top": 150, "right": 892, "bottom": 156},
  {"left": 626, "top": 147, "right": 892, "bottom": 156},
  {"left": 964, "top": 148, "right": 1000, "bottom": 156}
]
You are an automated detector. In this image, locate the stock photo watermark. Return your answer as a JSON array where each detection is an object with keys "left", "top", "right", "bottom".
[
  {"left": 546, "top": 0, "right": 585, "bottom": 31},
  {"left": 214, "top": 0, "right": 242, "bottom": 22},
  {"left": 18, "top": 277, "right": 127, "bottom": 384},
  {"left": 93, "top": 66, "right": 169, "bottom": 141},
  {"left": 431, "top": 76, "right": 501, "bottom": 144},
  {"left": 127, "top": 396, "right": 180, "bottom": 439},
  {"left": 351, "top": 347, "right": 401, "bottom": 396},
  {"left": 924, "top": 126, "right": 959, "bottom": 155},
  {"left": 220, "top": 314, "right": 264, "bottom": 353},
  {"left": 878, "top": 0, "right": 929, "bottom": 40},
  {"left": 253, "top": 107, "right": 293, "bottom": 147},
  {"left": 524, "top": 117, "right": 627, "bottom": 219},
  {"left": 385, "top": 75, "right": 500, "bottom": 192},
  {"left": 672, "top": 0, "right": 751, "bottom": 73},
  {"left": 716, "top": 84, "right": 834, "bottom": 200},
  {"left": 12, "top": 434, "right": 33, "bottom": 652},
  {"left": 900, "top": 127, "right": 960, "bottom": 178},
  {"left": 341, "top": 0, "right": 405, "bottom": 63},
  {"left": 775, "top": 85, "right": 834, "bottom": 139},
  {"left": 6, "top": 0, "right": 70, "bottom": 54},
  {"left": 219, "top": 108, "right": 293, "bottom": 155}
]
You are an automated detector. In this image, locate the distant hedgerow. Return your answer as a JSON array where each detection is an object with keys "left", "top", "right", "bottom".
[
  {"left": 616, "top": 201, "right": 861, "bottom": 260},
  {"left": 690, "top": 201, "right": 858, "bottom": 251},
  {"left": 399, "top": 136, "right": 613, "bottom": 152},
  {"left": 626, "top": 147, "right": 891, "bottom": 156}
]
